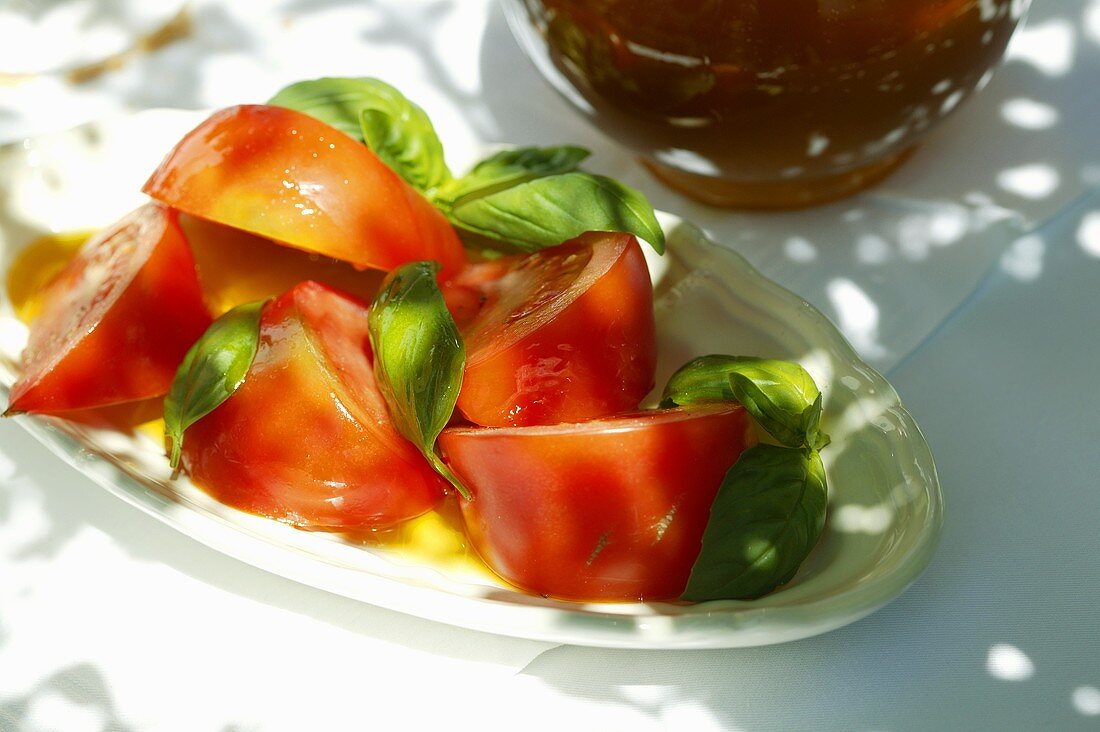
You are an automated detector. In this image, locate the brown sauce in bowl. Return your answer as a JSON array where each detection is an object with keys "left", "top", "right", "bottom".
[{"left": 515, "top": 0, "right": 1024, "bottom": 206}]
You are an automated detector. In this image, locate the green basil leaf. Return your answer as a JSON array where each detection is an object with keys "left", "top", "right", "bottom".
[
  {"left": 447, "top": 171, "right": 665, "bottom": 254},
  {"left": 683, "top": 444, "right": 828, "bottom": 601},
  {"left": 358, "top": 104, "right": 449, "bottom": 193},
  {"left": 269, "top": 77, "right": 449, "bottom": 191},
  {"left": 368, "top": 261, "right": 469, "bottom": 499},
  {"left": 164, "top": 300, "right": 265, "bottom": 473},
  {"left": 728, "top": 367, "right": 829, "bottom": 451},
  {"left": 268, "top": 77, "right": 375, "bottom": 141},
  {"left": 660, "top": 355, "right": 829, "bottom": 449},
  {"left": 435, "top": 145, "right": 590, "bottom": 206}
]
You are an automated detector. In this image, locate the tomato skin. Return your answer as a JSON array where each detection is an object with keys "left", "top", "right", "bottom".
[
  {"left": 7, "top": 203, "right": 212, "bottom": 415},
  {"left": 143, "top": 105, "right": 467, "bottom": 279},
  {"left": 454, "top": 233, "right": 656, "bottom": 427},
  {"left": 181, "top": 281, "right": 444, "bottom": 530},
  {"left": 439, "top": 404, "right": 751, "bottom": 601}
]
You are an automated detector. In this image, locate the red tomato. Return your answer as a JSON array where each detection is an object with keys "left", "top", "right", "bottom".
[
  {"left": 181, "top": 281, "right": 444, "bottom": 530},
  {"left": 451, "top": 232, "right": 656, "bottom": 427},
  {"left": 143, "top": 105, "right": 467, "bottom": 279},
  {"left": 439, "top": 404, "right": 752, "bottom": 601},
  {"left": 6, "top": 203, "right": 211, "bottom": 415}
]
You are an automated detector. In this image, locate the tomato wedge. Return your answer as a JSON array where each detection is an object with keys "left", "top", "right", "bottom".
[
  {"left": 143, "top": 105, "right": 467, "bottom": 278},
  {"left": 6, "top": 203, "right": 211, "bottom": 415},
  {"left": 178, "top": 213, "right": 385, "bottom": 315},
  {"left": 452, "top": 232, "right": 656, "bottom": 427},
  {"left": 181, "top": 281, "right": 444, "bottom": 530},
  {"left": 439, "top": 404, "right": 752, "bottom": 601}
]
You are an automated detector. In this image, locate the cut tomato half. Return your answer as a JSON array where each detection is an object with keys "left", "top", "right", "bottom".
[
  {"left": 450, "top": 232, "right": 656, "bottom": 427},
  {"left": 6, "top": 203, "right": 212, "bottom": 415},
  {"left": 181, "top": 281, "right": 444, "bottom": 530},
  {"left": 143, "top": 105, "right": 467, "bottom": 278},
  {"left": 439, "top": 404, "right": 752, "bottom": 601}
]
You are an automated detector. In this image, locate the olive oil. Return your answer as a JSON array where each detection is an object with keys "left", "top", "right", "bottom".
[{"left": 350, "top": 495, "right": 493, "bottom": 580}]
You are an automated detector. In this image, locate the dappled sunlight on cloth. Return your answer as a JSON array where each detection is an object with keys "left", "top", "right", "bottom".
[
  {"left": 1076, "top": 210, "right": 1100, "bottom": 257},
  {"left": 987, "top": 643, "right": 1037, "bottom": 681},
  {"left": 0, "top": 419, "right": 554, "bottom": 729},
  {"left": 1073, "top": 686, "right": 1100, "bottom": 716}
]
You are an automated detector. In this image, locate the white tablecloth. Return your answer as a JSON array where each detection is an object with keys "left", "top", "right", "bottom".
[{"left": 2, "top": 1, "right": 1099, "bottom": 729}]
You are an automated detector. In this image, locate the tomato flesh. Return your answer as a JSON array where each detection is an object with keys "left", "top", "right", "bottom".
[
  {"left": 439, "top": 404, "right": 751, "bottom": 601},
  {"left": 452, "top": 232, "right": 656, "bottom": 427},
  {"left": 6, "top": 203, "right": 212, "bottom": 415},
  {"left": 178, "top": 213, "right": 385, "bottom": 315},
  {"left": 181, "top": 281, "right": 444, "bottom": 530},
  {"left": 143, "top": 105, "right": 467, "bottom": 279}
]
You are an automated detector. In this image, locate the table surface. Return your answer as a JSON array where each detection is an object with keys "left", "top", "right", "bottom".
[{"left": 2, "top": 1, "right": 1099, "bottom": 730}]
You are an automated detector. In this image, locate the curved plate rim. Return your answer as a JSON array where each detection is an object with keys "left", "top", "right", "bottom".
[{"left": 0, "top": 110, "right": 943, "bottom": 649}]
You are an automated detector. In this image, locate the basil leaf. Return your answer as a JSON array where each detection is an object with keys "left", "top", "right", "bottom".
[
  {"left": 683, "top": 444, "right": 828, "bottom": 601},
  {"left": 268, "top": 77, "right": 375, "bottom": 141},
  {"left": 448, "top": 171, "right": 665, "bottom": 254},
  {"left": 435, "top": 145, "right": 590, "bottom": 206},
  {"left": 368, "top": 261, "right": 469, "bottom": 499},
  {"left": 164, "top": 300, "right": 265, "bottom": 473},
  {"left": 660, "top": 355, "right": 829, "bottom": 449},
  {"left": 358, "top": 104, "right": 449, "bottom": 193},
  {"left": 269, "top": 77, "right": 449, "bottom": 192}
]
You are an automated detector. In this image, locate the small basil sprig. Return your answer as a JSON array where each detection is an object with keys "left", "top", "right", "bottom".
[
  {"left": 164, "top": 300, "right": 265, "bottom": 473},
  {"left": 661, "top": 355, "right": 829, "bottom": 450},
  {"left": 683, "top": 444, "right": 828, "bottom": 601},
  {"left": 268, "top": 76, "right": 665, "bottom": 255},
  {"left": 367, "top": 261, "right": 469, "bottom": 499},
  {"left": 270, "top": 77, "right": 449, "bottom": 192},
  {"left": 662, "top": 354, "right": 832, "bottom": 601},
  {"left": 434, "top": 145, "right": 590, "bottom": 206},
  {"left": 445, "top": 171, "right": 665, "bottom": 254}
]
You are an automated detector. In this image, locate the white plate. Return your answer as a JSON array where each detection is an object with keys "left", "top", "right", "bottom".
[{"left": 0, "top": 110, "right": 943, "bottom": 649}]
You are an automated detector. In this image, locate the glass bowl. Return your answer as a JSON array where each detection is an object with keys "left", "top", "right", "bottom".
[{"left": 504, "top": 0, "right": 1029, "bottom": 208}]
